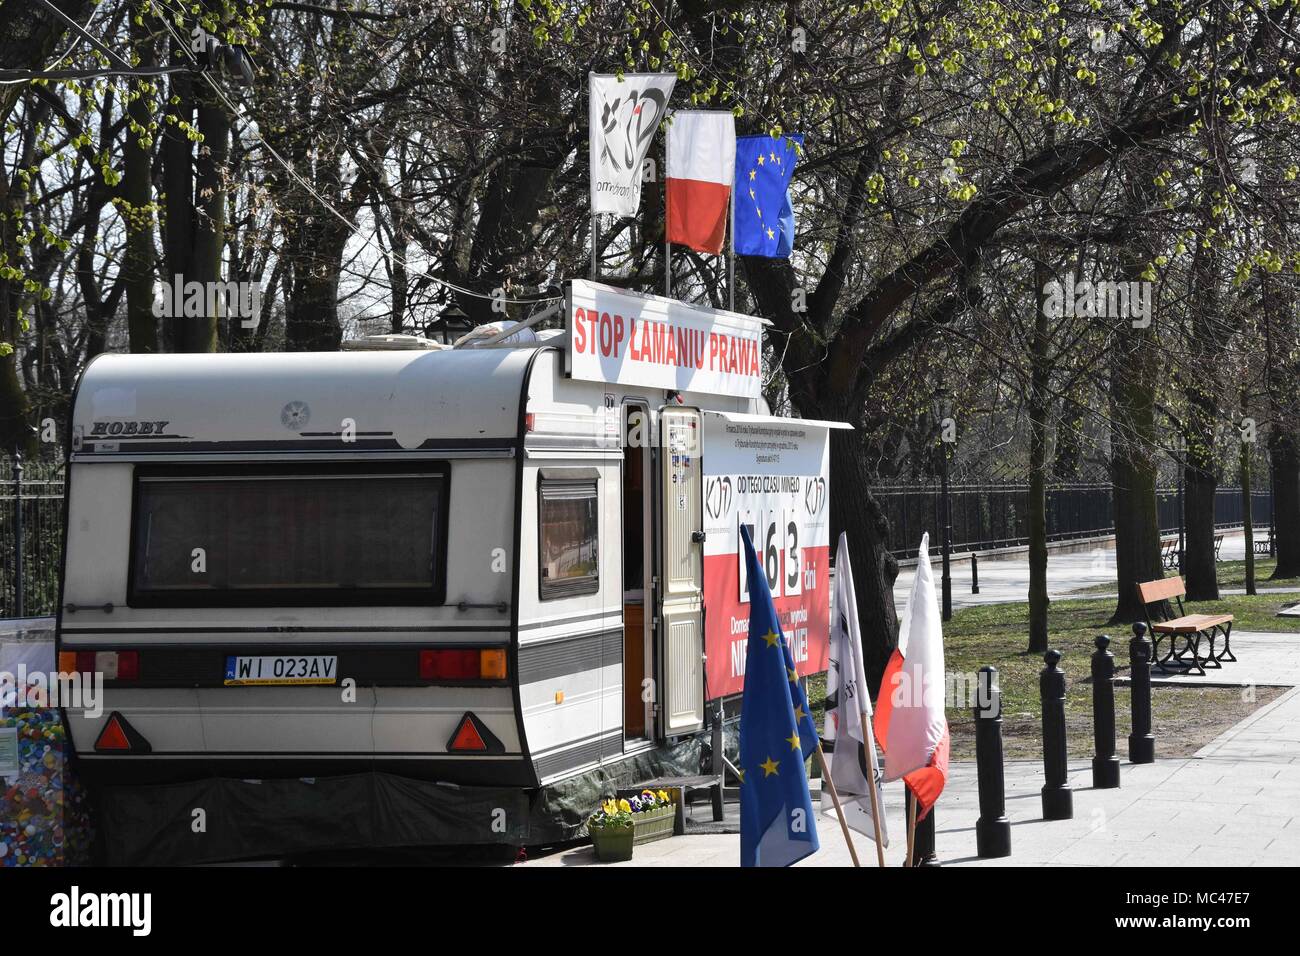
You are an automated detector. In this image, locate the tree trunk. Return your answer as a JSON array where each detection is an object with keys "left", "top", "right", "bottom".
[
  {"left": 1271, "top": 429, "right": 1300, "bottom": 578},
  {"left": 1182, "top": 448, "right": 1219, "bottom": 599},
  {"left": 162, "top": 55, "right": 194, "bottom": 354},
  {"left": 177, "top": 92, "right": 227, "bottom": 353},
  {"left": 1109, "top": 165, "right": 1164, "bottom": 623},
  {"left": 1027, "top": 261, "right": 1052, "bottom": 652},
  {"left": 124, "top": 17, "right": 158, "bottom": 354},
  {"left": 827, "top": 427, "right": 899, "bottom": 692}
]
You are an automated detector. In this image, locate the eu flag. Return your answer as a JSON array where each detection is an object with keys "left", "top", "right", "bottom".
[
  {"left": 734, "top": 134, "right": 803, "bottom": 258},
  {"left": 738, "top": 524, "right": 821, "bottom": 867}
]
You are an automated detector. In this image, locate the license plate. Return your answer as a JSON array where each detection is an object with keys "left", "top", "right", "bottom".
[{"left": 224, "top": 655, "right": 338, "bottom": 686}]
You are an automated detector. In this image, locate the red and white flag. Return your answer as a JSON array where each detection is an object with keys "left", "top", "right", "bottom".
[
  {"left": 666, "top": 110, "right": 735, "bottom": 254},
  {"left": 821, "top": 532, "right": 889, "bottom": 845},
  {"left": 873, "top": 532, "right": 950, "bottom": 820}
]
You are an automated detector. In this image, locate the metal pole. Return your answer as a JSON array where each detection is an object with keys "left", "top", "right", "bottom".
[
  {"left": 727, "top": 184, "right": 736, "bottom": 311},
  {"left": 1243, "top": 436, "right": 1256, "bottom": 596},
  {"left": 1177, "top": 453, "right": 1185, "bottom": 573},
  {"left": 13, "top": 451, "right": 23, "bottom": 619},
  {"left": 590, "top": 213, "right": 599, "bottom": 278},
  {"left": 665, "top": 237, "right": 672, "bottom": 298},
  {"left": 1270, "top": 453, "right": 1277, "bottom": 558},
  {"left": 941, "top": 446, "right": 952, "bottom": 621}
]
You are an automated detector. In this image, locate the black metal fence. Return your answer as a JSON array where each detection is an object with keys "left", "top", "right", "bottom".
[
  {"left": 0, "top": 463, "right": 1278, "bottom": 616},
  {"left": 878, "top": 482, "right": 1273, "bottom": 559},
  {"left": 1, "top": 457, "right": 66, "bottom": 618}
]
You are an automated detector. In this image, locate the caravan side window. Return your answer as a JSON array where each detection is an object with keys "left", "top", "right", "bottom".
[{"left": 538, "top": 469, "right": 599, "bottom": 600}]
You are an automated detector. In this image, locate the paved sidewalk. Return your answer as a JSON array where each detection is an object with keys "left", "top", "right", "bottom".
[
  {"left": 892, "top": 530, "right": 1300, "bottom": 611},
  {"left": 524, "top": 630, "right": 1300, "bottom": 868},
  {"left": 1119, "top": 630, "right": 1300, "bottom": 688},
  {"left": 525, "top": 686, "right": 1300, "bottom": 867}
]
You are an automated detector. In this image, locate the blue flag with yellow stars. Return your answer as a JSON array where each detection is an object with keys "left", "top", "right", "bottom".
[
  {"left": 738, "top": 523, "right": 821, "bottom": 867},
  {"left": 734, "top": 134, "right": 803, "bottom": 258}
]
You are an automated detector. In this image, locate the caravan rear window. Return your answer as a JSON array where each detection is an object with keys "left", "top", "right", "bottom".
[
  {"left": 129, "top": 464, "right": 449, "bottom": 606},
  {"left": 538, "top": 470, "right": 599, "bottom": 600}
]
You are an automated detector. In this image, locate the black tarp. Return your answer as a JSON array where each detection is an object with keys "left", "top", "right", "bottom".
[{"left": 93, "top": 736, "right": 705, "bottom": 865}]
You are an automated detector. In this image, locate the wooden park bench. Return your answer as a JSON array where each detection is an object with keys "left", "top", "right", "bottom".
[
  {"left": 1137, "top": 575, "right": 1236, "bottom": 676},
  {"left": 1214, "top": 533, "right": 1224, "bottom": 561},
  {"left": 1254, "top": 531, "right": 1273, "bottom": 555},
  {"left": 1161, "top": 538, "right": 1180, "bottom": 570}
]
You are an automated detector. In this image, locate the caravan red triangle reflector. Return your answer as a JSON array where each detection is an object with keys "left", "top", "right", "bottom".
[
  {"left": 95, "top": 715, "right": 131, "bottom": 751},
  {"left": 449, "top": 715, "right": 487, "bottom": 752}
]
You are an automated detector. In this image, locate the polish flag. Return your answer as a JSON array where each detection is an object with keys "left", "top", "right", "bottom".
[
  {"left": 873, "top": 532, "right": 950, "bottom": 820},
  {"left": 666, "top": 111, "right": 735, "bottom": 255}
]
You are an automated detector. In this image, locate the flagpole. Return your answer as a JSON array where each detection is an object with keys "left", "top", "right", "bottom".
[
  {"left": 727, "top": 182, "right": 736, "bottom": 311},
  {"left": 665, "top": 235, "right": 672, "bottom": 297},
  {"left": 860, "top": 708, "right": 888, "bottom": 867},
  {"left": 905, "top": 788, "right": 918, "bottom": 867},
  {"left": 588, "top": 71, "right": 597, "bottom": 281},
  {"left": 814, "top": 743, "right": 860, "bottom": 867}
]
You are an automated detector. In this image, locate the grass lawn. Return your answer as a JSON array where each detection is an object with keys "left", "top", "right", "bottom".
[{"left": 805, "top": 591, "right": 1299, "bottom": 762}]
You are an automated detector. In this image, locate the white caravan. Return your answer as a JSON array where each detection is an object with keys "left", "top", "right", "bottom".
[{"left": 56, "top": 280, "right": 845, "bottom": 856}]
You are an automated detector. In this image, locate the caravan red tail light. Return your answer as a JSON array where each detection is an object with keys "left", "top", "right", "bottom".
[
  {"left": 420, "top": 649, "right": 480, "bottom": 680},
  {"left": 419, "top": 648, "right": 508, "bottom": 681},
  {"left": 116, "top": 651, "right": 140, "bottom": 681},
  {"left": 73, "top": 650, "right": 140, "bottom": 681},
  {"left": 525, "top": 412, "right": 536, "bottom": 431}
]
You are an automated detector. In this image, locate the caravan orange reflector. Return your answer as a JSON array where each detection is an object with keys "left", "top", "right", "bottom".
[
  {"left": 449, "top": 715, "right": 488, "bottom": 752},
  {"left": 479, "top": 648, "right": 507, "bottom": 680},
  {"left": 95, "top": 716, "right": 132, "bottom": 752}
]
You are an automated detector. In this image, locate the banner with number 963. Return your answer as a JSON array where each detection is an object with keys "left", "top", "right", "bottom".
[{"left": 701, "top": 413, "right": 836, "bottom": 698}]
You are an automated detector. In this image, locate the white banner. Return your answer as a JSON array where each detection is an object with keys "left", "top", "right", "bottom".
[
  {"left": 566, "top": 279, "right": 764, "bottom": 399},
  {"left": 700, "top": 412, "right": 834, "bottom": 697},
  {"left": 589, "top": 73, "right": 676, "bottom": 217}
]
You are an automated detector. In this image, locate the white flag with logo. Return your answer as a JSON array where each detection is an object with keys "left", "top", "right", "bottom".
[
  {"left": 821, "top": 532, "right": 889, "bottom": 845},
  {"left": 589, "top": 73, "right": 676, "bottom": 216}
]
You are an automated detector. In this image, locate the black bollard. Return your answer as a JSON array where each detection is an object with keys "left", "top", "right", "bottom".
[
  {"left": 1091, "top": 635, "right": 1121, "bottom": 788},
  {"left": 974, "top": 665, "right": 1011, "bottom": 857},
  {"left": 1040, "top": 649, "right": 1073, "bottom": 820},
  {"left": 914, "top": 803, "right": 939, "bottom": 866},
  {"left": 971, "top": 552, "right": 980, "bottom": 594},
  {"left": 1128, "top": 622, "right": 1156, "bottom": 764}
]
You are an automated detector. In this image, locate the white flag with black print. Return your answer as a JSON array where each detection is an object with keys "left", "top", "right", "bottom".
[
  {"left": 821, "top": 531, "right": 889, "bottom": 845},
  {"left": 589, "top": 73, "right": 676, "bottom": 216}
]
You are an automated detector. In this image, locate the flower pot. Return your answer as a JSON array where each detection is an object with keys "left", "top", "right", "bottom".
[
  {"left": 632, "top": 805, "right": 675, "bottom": 845},
  {"left": 589, "top": 824, "right": 635, "bottom": 862}
]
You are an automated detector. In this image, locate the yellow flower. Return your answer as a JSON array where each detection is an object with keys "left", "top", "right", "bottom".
[
  {"left": 602, "top": 800, "right": 617, "bottom": 815},
  {"left": 618, "top": 799, "right": 632, "bottom": 813},
  {"left": 657, "top": 790, "right": 670, "bottom": 802}
]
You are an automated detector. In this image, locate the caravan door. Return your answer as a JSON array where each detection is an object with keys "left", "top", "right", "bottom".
[{"left": 657, "top": 406, "right": 705, "bottom": 736}]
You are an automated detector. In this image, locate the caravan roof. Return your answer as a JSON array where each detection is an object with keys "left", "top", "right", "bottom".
[{"left": 72, "top": 348, "right": 540, "bottom": 454}]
